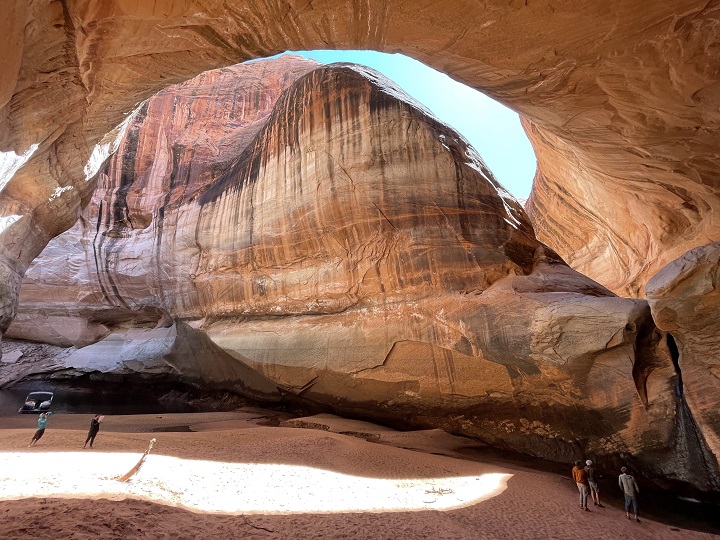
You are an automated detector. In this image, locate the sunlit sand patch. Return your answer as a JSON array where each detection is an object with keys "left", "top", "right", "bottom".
[{"left": 0, "top": 452, "right": 511, "bottom": 514}]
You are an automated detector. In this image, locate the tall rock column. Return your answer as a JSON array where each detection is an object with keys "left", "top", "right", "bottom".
[{"left": 647, "top": 242, "right": 720, "bottom": 488}]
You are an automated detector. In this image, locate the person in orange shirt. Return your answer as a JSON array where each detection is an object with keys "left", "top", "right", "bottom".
[{"left": 572, "top": 460, "right": 591, "bottom": 511}]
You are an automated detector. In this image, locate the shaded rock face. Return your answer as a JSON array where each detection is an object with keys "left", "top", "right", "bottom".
[
  {"left": 1, "top": 321, "right": 281, "bottom": 405},
  {"left": 6, "top": 57, "right": 715, "bottom": 492},
  {"left": 647, "top": 242, "right": 720, "bottom": 479}
]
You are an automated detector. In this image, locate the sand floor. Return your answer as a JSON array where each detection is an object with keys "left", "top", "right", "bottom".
[{"left": 0, "top": 411, "right": 716, "bottom": 540}]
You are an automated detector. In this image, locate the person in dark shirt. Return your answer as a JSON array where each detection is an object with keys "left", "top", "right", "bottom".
[
  {"left": 83, "top": 414, "right": 102, "bottom": 449},
  {"left": 585, "top": 460, "right": 604, "bottom": 507}
]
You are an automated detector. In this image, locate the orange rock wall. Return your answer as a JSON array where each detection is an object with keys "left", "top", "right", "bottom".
[
  {"left": 7, "top": 58, "right": 716, "bottom": 491},
  {"left": 647, "top": 242, "right": 720, "bottom": 476},
  {"left": 2, "top": 1, "right": 720, "bottom": 331}
]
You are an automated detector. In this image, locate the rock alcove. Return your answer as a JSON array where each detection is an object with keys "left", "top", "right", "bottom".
[{"left": 1, "top": 1, "right": 719, "bottom": 496}]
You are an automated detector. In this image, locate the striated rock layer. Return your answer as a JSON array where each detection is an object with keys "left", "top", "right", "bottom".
[
  {"left": 6, "top": 58, "right": 716, "bottom": 492},
  {"left": 2, "top": 1, "right": 720, "bottom": 333}
]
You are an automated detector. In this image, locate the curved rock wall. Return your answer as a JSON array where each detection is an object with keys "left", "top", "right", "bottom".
[
  {"left": 647, "top": 242, "right": 720, "bottom": 479},
  {"left": 7, "top": 58, "right": 716, "bottom": 491},
  {"left": 2, "top": 1, "right": 720, "bottom": 333}
]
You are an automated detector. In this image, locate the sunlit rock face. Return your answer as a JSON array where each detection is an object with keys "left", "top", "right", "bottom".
[
  {"left": 2, "top": 1, "right": 720, "bottom": 334},
  {"left": 5, "top": 55, "right": 320, "bottom": 341},
  {"left": 10, "top": 56, "right": 541, "bottom": 328},
  {"left": 6, "top": 57, "right": 716, "bottom": 491},
  {"left": 647, "top": 242, "right": 720, "bottom": 478}
]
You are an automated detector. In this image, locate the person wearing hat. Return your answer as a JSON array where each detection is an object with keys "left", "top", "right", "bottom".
[
  {"left": 618, "top": 466, "right": 640, "bottom": 522},
  {"left": 572, "top": 460, "right": 591, "bottom": 511},
  {"left": 585, "top": 460, "right": 604, "bottom": 507}
]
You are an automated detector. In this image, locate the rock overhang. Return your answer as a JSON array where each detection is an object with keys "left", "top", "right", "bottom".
[{"left": 1, "top": 1, "right": 719, "bottom": 495}]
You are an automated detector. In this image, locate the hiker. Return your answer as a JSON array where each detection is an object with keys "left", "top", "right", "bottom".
[
  {"left": 28, "top": 411, "right": 52, "bottom": 447},
  {"left": 618, "top": 466, "right": 640, "bottom": 522},
  {"left": 83, "top": 414, "right": 102, "bottom": 449},
  {"left": 572, "top": 460, "right": 591, "bottom": 511},
  {"left": 585, "top": 460, "right": 604, "bottom": 507}
]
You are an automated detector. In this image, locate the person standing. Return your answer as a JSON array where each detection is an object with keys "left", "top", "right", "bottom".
[
  {"left": 572, "top": 460, "right": 591, "bottom": 511},
  {"left": 585, "top": 460, "right": 604, "bottom": 507},
  {"left": 28, "top": 411, "right": 52, "bottom": 447},
  {"left": 618, "top": 466, "right": 640, "bottom": 522},
  {"left": 83, "top": 414, "right": 102, "bottom": 449}
]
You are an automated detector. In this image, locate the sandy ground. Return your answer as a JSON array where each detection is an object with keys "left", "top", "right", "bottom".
[{"left": 0, "top": 411, "right": 717, "bottom": 540}]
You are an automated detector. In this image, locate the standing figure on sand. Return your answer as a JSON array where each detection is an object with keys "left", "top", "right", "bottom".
[
  {"left": 585, "top": 460, "right": 604, "bottom": 508},
  {"left": 84, "top": 414, "right": 103, "bottom": 449},
  {"left": 619, "top": 466, "right": 641, "bottom": 522},
  {"left": 28, "top": 411, "right": 52, "bottom": 447},
  {"left": 572, "top": 460, "right": 591, "bottom": 511}
]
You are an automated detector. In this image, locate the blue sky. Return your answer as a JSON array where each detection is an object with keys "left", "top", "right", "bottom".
[{"left": 280, "top": 50, "right": 536, "bottom": 200}]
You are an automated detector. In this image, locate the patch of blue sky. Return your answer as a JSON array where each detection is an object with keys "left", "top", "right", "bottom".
[{"left": 254, "top": 50, "right": 536, "bottom": 200}]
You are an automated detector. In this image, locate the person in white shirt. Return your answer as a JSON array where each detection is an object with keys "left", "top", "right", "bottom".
[{"left": 618, "top": 466, "right": 640, "bottom": 522}]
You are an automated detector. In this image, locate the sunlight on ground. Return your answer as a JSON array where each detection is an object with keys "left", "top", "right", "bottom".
[{"left": 0, "top": 452, "right": 511, "bottom": 514}]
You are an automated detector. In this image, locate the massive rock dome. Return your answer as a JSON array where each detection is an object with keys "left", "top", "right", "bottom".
[{"left": 4, "top": 56, "right": 716, "bottom": 493}]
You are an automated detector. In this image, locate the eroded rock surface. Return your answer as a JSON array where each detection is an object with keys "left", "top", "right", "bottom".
[
  {"left": 2, "top": 1, "right": 720, "bottom": 334},
  {"left": 5, "top": 58, "right": 715, "bottom": 491},
  {"left": 647, "top": 242, "right": 720, "bottom": 478}
]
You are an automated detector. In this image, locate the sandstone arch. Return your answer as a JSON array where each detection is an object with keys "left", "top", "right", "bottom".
[
  {"left": 3, "top": 0, "right": 720, "bottom": 332},
  {"left": 7, "top": 55, "right": 709, "bottom": 491},
  {"left": 3, "top": 2, "right": 720, "bottom": 492}
]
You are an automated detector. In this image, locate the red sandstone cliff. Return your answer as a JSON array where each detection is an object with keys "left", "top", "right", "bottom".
[
  {"left": 5, "top": 57, "right": 714, "bottom": 492},
  {"left": 3, "top": 2, "right": 720, "bottom": 332}
]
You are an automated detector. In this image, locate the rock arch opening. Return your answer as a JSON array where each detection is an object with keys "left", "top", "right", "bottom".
[
  {"left": 2, "top": 2, "right": 718, "bottom": 326},
  {"left": 267, "top": 50, "right": 537, "bottom": 201}
]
